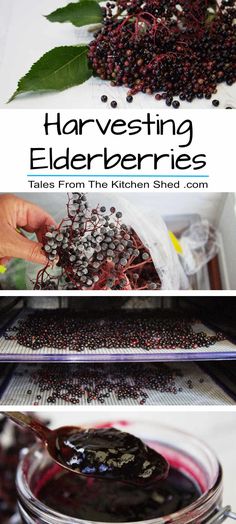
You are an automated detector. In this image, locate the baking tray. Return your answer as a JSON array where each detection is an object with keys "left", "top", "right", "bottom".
[
  {"left": 0, "top": 362, "right": 234, "bottom": 406},
  {"left": 0, "top": 309, "right": 236, "bottom": 362}
]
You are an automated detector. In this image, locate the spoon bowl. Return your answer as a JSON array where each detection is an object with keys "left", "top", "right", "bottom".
[{"left": 1, "top": 412, "right": 169, "bottom": 485}]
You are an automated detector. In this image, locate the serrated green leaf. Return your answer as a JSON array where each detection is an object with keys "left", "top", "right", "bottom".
[
  {"left": 9, "top": 45, "right": 92, "bottom": 101},
  {"left": 45, "top": 0, "right": 103, "bottom": 27}
]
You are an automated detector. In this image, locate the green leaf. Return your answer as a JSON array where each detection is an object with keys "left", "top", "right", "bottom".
[
  {"left": 45, "top": 0, "right": 103, "bottom": 27},
  {"left": 9, "top": 45, "right": 92, "bottom": 101}
]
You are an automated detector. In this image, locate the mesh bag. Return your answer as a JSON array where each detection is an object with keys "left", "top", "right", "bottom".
[{"left": 179, "top": 220, "right": 221, "bottom": 276}]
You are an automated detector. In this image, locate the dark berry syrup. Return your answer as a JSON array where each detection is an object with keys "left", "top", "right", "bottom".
[
  {"left": 54, "top": 427, "right": 169, "bottom": 484},
  {"left": 35, "top": 432, "right": 202, "bottom": 522},
  {"left": 36, "top": 465, "right": 200, "bottom": 522}
]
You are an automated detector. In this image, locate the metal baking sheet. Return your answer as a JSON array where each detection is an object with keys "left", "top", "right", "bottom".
[
  {"left": 0, "top": 363, "right": 234, "bottom": 406},
  {"left": 0, "top": 309, "right": 235, "bottom": 362}
]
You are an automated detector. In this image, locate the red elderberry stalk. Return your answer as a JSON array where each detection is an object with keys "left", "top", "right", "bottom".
[{"left": 34, "top": 193, "right": 161, "bottom": 290}]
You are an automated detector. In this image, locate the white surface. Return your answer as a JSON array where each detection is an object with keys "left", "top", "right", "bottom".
[
  {"left": 0, "top": 0, "right": 235, "bottom": 109},
  {"left": 38, "top": 411, "right": 236, "bottom": 505}
]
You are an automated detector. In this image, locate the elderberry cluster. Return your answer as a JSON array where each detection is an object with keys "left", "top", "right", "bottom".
[
  {"left": 35, "top": 193, "right": 160, "bottom": 290},
  {"left": 3, "top": 310, "right": 225, "bottom": 352},
  {"left": 88, "top": 0, "right": 236, "bottom": 104}
]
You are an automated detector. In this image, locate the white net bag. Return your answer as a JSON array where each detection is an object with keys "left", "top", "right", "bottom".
[{"left": 179, "top": 220, "right": 221, "bottom": 276}]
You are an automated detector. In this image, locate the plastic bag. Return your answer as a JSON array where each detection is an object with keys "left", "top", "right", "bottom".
[
  {"left": 179, "top": 219, "right": 220, "bottom": 275},
  {"left": 25, "top": 193, "right": 189, "bottom": 290}
]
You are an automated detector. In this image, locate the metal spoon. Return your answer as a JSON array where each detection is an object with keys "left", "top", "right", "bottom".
[
  {"left": 2, "top": 411, "right": 169, "bottom": 484},
  {"left": 2, "top": 411, "right": 88, "bottom": 475}
]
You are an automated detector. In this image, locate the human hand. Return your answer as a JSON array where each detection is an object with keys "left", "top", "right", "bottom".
[{"left": 0, "top": 194, "right": 56, "bottom": 265}]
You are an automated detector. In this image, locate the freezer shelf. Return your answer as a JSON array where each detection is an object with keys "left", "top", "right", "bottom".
[
  {"left": 0, "top": 309, "right": 235, "bottom": 362},
  {"left": 0, "top": 363, "right": 234, "bottom": 406}
]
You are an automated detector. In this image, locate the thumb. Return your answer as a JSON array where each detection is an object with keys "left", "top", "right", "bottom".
[{"left": 7, "top": 232, "right": 48, "bottom": 265}]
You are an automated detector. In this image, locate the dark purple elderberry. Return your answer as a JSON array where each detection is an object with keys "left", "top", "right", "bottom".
[
  {"left": 88, "top": 0, "right": 235, "bottom": 105},
  {"left": 126, "top": 95, "right": 133, "bottom": 103},
  {"left": 165, "top": 96, "right": 173, "bottom": 106},
  {"left": 4, "top": 310, "right": 225, "bottom": 356},
  {"left": 172, "top": 100, "right": 180, "bottom": 109}
]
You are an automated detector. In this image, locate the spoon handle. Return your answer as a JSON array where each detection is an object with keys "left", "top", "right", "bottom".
[{"left": 1, "top": 411, "right": 51, "bottom": 441}]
